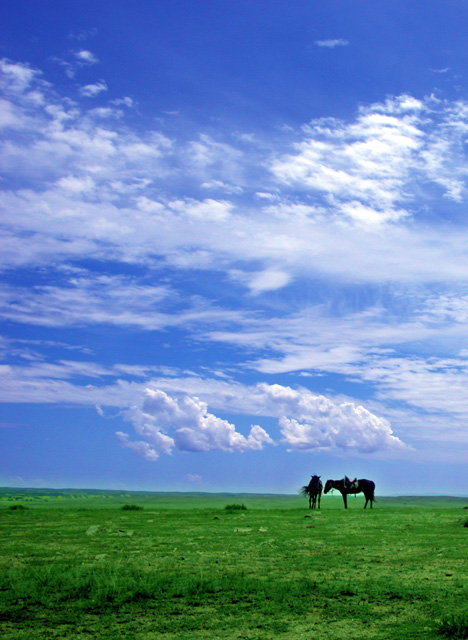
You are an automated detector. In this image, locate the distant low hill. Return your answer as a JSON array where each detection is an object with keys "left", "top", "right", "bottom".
[{"left": 0, "top": 487, "right": 467, "bottom": 510}]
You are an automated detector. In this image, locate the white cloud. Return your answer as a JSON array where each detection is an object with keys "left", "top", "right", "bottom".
[
  {"left": 3, "top": 341, "right": 462, "bottom": 455},
  {"left": 278, "top": 403, "right": 403, "bottom": 453},
  {"left": 52, "top": 48, "right": 99, "bottom": 79},
  {"left": 56, "top": 175, "right": 96, "bottom": 194},
  {"left": 315, "top": 39, "right": 349, "bottom": 48},
  {"left": 74, "top": 50, "right": 99, "bottom": 65},
  {"left": 168, "top": 198, "right": 233, "bottom": 221},
  {"left": 116, "top": 432, "right": 160, "bottom": 461},
  {"left": 187, "top": 134, "right": 244, "bottom": 182},
  {"left": 115, "top": 383, "right": 403, "bottom": 460},
  {"left": 186, "top": 473, "right": 202, "bottom": 483},
  {"left": 0, "top": 59, "right": 38, "bottom": 92},
  {"left": 124, "top": 382, "right": 405, "bottom": 456},
  {"left": 121, "top": 388, "right": 274, "bottom": 459},
  {"left": 271, "top": 98, "right": 425, "bottom": 222},
  {"left": 254, "top": 383, "right": 405, "bottom": 453},
  {"left": 0, "top": 97, "right": 28, "bottom": 129},
  {"left": 80, "top": 80, "right": 108, "bottom": 97},
  {"left": 0, "top": 275, "right": 176, "bottom": 329},
  {"left": 201, "top": 180, "right": 243, "bottom": 194},
  {"left": 247, "top": 269, "right": 292, "bottom": 294}
]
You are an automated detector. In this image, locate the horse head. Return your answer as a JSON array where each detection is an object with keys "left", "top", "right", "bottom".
[{"left": 324, "top": 479, "right": 333, "bottom": 494}]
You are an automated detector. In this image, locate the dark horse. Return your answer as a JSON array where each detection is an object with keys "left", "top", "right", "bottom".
[
  {"left": 324, "top": 477, "right": 375, "bottom": 509},
  {"left": 301, "top": 475, "right": 323, "bottom": 509}
]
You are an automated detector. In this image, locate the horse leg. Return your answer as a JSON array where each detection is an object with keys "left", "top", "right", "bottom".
[
  {"left": 318, "top": 493, "right": 321, "bottom": 510},
  {"left": 363, "top": 492, "right": 373, "bottom": 508},
  {"left": 341, "top": 491, "right": 348, "bottom": 509}
]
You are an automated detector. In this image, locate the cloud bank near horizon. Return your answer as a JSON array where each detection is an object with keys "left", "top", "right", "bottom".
[
  {"left": 116, "top": 384, "right": 406, "bottom": 461},
  {"left": 118, "top": 388, "right": 274, "bottom": 460}
]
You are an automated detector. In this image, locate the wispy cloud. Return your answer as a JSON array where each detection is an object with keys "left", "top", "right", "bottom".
[
  {"left": 80, "top": 79, "right": 108, "bottom": 97},
  {"left": 52, "top": 47, "right": 100, "bottom": 78},
  {"left": 73, "top": 50, "right": 99, "bottom": 65},
  {"left": 68, "top": 28, "right": 98, "bottom": 42},
  {"left": 315, "top": 39, "right": 349, "bottom": 48}
]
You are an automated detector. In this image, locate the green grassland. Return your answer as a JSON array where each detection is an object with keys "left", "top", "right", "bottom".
[{"left": 1, "top": 488, "right": 468, "bottom": 639}]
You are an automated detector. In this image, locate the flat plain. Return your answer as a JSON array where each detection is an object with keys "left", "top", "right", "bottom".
[{"left": 1, "top": 488, "right": 467, "bottom": 639}]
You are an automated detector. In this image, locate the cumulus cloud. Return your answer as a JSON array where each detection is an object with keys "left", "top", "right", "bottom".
[
  {"left": 254, "top": 383, "right": 405, "bottom": 453},
  {"left": 119, "top": 388, "right": 274, "bottom": 460},
  {"left": 115, "top": 383, "right": 404, "bottom": 461},
  {"left": 279, "top": 405, "right": 402, "bottom": 453}
]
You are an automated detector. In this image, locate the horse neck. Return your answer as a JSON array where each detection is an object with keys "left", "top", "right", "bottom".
[{"left": 325, "top": 479, "right": 341, "bottom": 492}]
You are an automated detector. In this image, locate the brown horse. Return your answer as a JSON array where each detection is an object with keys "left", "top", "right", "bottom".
[
  {"left": 324, "top": 477, "right": 375, "bottom": 509},
  {"left": 301, "top": 475, "right": 323, "bottom": 509}
]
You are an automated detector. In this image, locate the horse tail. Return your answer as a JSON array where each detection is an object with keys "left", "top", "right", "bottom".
[{"left": 300, "top": 486, "right": 309, "bottom": 496}]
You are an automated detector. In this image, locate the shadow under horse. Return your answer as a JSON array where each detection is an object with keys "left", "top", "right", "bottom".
[
  {"left": 324, "top": 477, "right": 375, "bottom": 509},
  {"left": 301, "top": 474, "right": 323, "bottom": 509}
]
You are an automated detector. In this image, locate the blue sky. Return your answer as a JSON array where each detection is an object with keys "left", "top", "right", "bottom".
[{"left": 2, "top": 1, "right": 468, "bottom": 496}]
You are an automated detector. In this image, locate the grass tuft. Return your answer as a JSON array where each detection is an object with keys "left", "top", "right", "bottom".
[
  {"left": 121, "top": 504, "right": 143, "bottom": 511},
  {"left": 8, "top": 504, "right": 28, "bottom": 510},
  {"left": 224, "top": 503, "right": 247, "bottom": 511},
  {"left": 437, "top": 612, "right": 468, "bottom": 638}
]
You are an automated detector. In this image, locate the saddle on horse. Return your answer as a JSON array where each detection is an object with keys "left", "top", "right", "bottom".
[{"left": 344, "top": 476, "right": 358, "bottom": 490}]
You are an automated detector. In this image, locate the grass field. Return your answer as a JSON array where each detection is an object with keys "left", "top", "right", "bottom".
[{"left": 1, "top": 488, "right": 468, "bottom": 639}]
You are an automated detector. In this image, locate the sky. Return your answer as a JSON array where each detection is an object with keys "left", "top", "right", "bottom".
[{"left": 1, "top": 1, "right": 468, "bottom": 496}]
